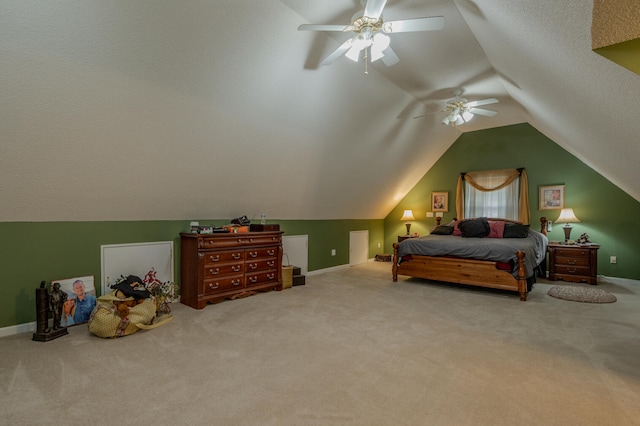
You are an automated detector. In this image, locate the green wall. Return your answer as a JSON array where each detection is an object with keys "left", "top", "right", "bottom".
[
  {"left": 385, "top": 123, "right": 640, "bottom": 280},
  {"left": 0, "top": 219, "right": 383, "bottom": 328}
]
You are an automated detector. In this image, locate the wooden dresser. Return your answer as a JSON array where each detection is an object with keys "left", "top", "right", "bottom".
[
  {"left": 180, "top": 231, "right": 283, "bottom": 309},
  {"left": 548, "top": 244, "right": 599, "bottom": 285}
]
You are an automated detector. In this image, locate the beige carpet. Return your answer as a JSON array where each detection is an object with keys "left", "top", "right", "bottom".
[{"left": 2, "top": 262, "right": 640, "bottom": 425}]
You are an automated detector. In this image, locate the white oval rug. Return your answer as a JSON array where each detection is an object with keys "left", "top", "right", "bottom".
[{"left": 547, "top": 286, "right": 617, "bottom": 303}]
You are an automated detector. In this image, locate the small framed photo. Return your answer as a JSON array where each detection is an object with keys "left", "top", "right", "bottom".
[
  {"left": 431, "top": 192, "right": 448, "bottom": 212},
  {"left": 539, "top": 185, "right": 564, "bottom": 210},
  {"left": 51, "top": 275, "right": 97, "bottom": 327}
]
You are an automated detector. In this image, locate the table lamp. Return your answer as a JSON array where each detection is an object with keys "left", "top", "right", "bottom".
[
  {"left": 555, "top": 208, "right": 580, "bottom": 243},
  {"left": 401, "top": 210, "right": 416, "bottom": 235}
]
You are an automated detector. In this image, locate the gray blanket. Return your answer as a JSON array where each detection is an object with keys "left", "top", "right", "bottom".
[{"left": 398, "top": 229, "right": 548, "bottom": 278}]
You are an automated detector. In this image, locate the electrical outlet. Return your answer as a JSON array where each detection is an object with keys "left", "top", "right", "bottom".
[
  {"left": 426, "top": 212, "right": 434, "bottom": 217},
  {"left": 610, "top": 256, "right": 617, "bottom": 264},
  {"left": 331, "top": 249, "right": 336, "bottom": 256},
  {"left": 377, "top": 242, "right": 381, "bottom": 248}
]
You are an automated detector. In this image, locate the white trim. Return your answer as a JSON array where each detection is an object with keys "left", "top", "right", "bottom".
[
  {"left": 0, "top": 321, "right": 36, "bottom": 338},
  {"left": 306, "top": 264, "right": 350, "bottom": 276}
]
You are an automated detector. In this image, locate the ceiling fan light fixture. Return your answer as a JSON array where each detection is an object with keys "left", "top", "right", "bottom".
[
  {"left": 462, "top": 111, "right": 474, "bottom": 122},
  {"left": 345, "top": 45, "right": 361, "bottom": 62},
  {"left": 370, "top": 32, "right": 390, "bottom": 62},
  {"left": 370, "top": 47, "right": 384, "bottom": 62}
]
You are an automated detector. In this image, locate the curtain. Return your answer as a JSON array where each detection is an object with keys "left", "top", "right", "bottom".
[{"left": 455, "top": 168, "right": 530, "bottom": 224}]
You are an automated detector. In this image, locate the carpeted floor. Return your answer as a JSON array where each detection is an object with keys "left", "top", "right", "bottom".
[{"left": 1, "top": 262, "right": 640, "bottom": 425}]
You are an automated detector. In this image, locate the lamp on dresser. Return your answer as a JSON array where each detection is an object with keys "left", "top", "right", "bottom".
[
  {"left": 555, "top": 208, "right": 580, "bottom": 243},
  {"left": 400, "top": 210, "right": 416, "bottom": 235}
]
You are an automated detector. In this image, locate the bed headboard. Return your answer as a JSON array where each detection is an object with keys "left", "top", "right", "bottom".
[{"left": 540, "top": 217, "right": 548, "bottom": 236}]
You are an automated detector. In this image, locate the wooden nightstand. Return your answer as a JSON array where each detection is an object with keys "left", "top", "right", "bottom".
[
  {"left": 547, "top": 244, "right": 599, "bottom": 285},
  {"left": 397, "top": 235, "right": 416, "bottom": 242}
]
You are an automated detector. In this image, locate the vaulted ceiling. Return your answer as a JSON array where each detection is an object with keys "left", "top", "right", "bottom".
[{"left": 1, "top": 0, "right": 638, "bottom": 222}]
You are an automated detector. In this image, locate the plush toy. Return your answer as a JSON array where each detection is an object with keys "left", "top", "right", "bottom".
[{"left": 113, "top": 298, "right": 139, "bottom": 318}]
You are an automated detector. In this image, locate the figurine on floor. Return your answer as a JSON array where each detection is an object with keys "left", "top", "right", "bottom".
[{"left": 49, "top": 282, "right": 67, "bottom": 330}]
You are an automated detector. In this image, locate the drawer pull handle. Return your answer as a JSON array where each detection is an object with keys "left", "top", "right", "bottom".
[
  {"left": 232, "top": 279, "right": 241, "bottom": 286},
  {"left": 249, "top": 263, "right": 258, "bottom": 270},
  {"left": 267, "top": 273, "right": 275, "bottom": 280},
  {"left": 567, "top": 268, "right": 576, "bottom": 273},
  {"left": 249, "top": 276, "right": 258, "bottom": 283},
  {"left": 232, "top": 253, "right": 241, "bottom": 260},
  {"left": 209, "top": 268, "right": 220, "bottom": 275},
  {"left": 209, "top": 283, "right": 219, "bottom": 290},
  {"left": 249, "top": 238, "right": 253, "bottom": 242},
  {"left": 267, "top": 249, "right": 275, "bottom": 256},
  {"left": 209, "top": 255, "right": 220, "bottom": 262},
  {"left": 567, "top": 260, "right": 576, "bottom": 265},
  {"left": 249, "top": 251, "right": 258, "bottom": 258},
  {"left": 267, "top": 261, "right": 275, "bottom": 267},
  {"left": 232, "top": 265, "right": 241, "bottom": 272}
]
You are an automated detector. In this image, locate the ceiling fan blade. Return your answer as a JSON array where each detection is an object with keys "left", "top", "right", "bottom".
[
  {"left": 383, "top": 16, "right": 445, "bottom": 33},
  {"left": 465, "top": 98, "right": 498, "bottom": 107},
  {"left": 412, "top": 110, "right": 441, "bottom": 119},
  {"left": 320, "top": 39, "right": 353, "bottom": 66},
  {"left": 380, "top": 46, "right": 399, "bottom": 66},
  {"left": 298, "top": 24, "right": 350, "bottom": 32},
  {"left": 468, "top": 107, "right": 497, "bottom": 117},
  {"left": 364, "top": 0, "right": 387, "bottom": 20}
]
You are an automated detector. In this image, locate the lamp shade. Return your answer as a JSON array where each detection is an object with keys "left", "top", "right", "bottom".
[
  {"left": 400, "top": 210, "right": 415, "bottom": 221},
  {"left": 555, "top": 208, "right": 580, "bottom": 224}
]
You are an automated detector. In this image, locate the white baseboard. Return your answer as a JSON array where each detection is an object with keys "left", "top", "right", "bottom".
[
  {"left": 306, "top": 264, "right": 351, "bottom": 276},
  {"left": 0, "top": 321, "right": 36, "bottom": 338}
]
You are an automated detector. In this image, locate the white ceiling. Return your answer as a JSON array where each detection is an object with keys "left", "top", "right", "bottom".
[{"left": 1, "top": 0, "right": 638, "bottom": 222}]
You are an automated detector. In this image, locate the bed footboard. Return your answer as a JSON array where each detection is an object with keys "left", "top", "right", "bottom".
[{"left": 392, "top": 243, "right": 528, "bottom": 301}]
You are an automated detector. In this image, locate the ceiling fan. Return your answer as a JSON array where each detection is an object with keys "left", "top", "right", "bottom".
[
  {"left": 414, "top": 91, "right": 499, "bottom": 127},
  {"left": 298, "top": 0, "right": 444, "bottom": 70}
]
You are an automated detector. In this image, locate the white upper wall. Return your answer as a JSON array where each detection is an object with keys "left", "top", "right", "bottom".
[{"left": 0, "top": 0, "right": 638, "bottom": 222}]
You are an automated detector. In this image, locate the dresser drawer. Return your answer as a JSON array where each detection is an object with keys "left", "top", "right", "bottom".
[
  {"left": 246, "top": 247, "right": 279, "bottom": 260},
  {"left": 203, "top": 262, "right": 244, "bottom": 278},
  {"left": 203, "top": 276, "right": 244, "bottom": 295},
  {"left": 245, "top": 258, "right": 278, "bottom": 273},
  {"left": 554, "top": 248, "right": 591, "bottom": 258},
  {"left": 246, "top": 271, "right": 278, "bottom": 287},
  {"left": 200, "top": 236, "right": 245, "bottom": 249},
  {"left": 240, "top": 235, "right": 282, "bottom": 246},
  {"left": 554, "top": 256, "right": 590, "bottom": 267},
  {"left": 203, "top": 250, "right": 244, "bottom": 265}
]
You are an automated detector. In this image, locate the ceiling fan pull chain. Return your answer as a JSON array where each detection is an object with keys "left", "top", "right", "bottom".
[{"left": 364, "top": 47, "right": 369, "bottom": 74}]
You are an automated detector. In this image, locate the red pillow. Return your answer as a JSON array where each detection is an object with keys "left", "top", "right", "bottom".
[
  {"left": 487, "top": 220, "right": 506, "bottom": 238},
  {"left": 453, "top": 220, "right": 462, "bottom": 236}
]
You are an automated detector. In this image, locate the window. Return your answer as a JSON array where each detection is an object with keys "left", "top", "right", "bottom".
[
  {"left": 456, "top": 168, "right": 530, "bottom": 224},
  {"left": 465, "top": 177, "right": 519, "bottom": 220}
]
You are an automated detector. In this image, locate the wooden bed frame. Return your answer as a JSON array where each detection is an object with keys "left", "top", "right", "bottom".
[{"left": 392, "top": 218, "right": 548, "bottom": 301}]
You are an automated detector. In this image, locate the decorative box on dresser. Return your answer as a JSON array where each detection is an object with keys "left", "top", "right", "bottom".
[
  {"left": 547, "top": 244, "right": 599, "bottom": 285},
  {"left": 180, "top": 231, "right": 283, "bottom": 309}
]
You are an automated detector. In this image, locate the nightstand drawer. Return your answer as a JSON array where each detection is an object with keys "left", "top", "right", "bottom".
[
  {"left": 554, "top": 265, "right": 590, "bottom": 276},
  {"left": 554, "top": 256, "right": 590, "bottom": 267},
  {"left": 554, "top": 248, "right": 591, "bottom": 258}
]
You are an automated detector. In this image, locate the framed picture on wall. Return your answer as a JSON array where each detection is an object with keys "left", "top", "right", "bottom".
[
  {"left": 431, "top": 192, "right": 448, "bottom": 212},
  {"left": 539, "top": 185, "right": 564, "bottom": 210}
]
